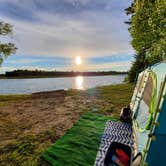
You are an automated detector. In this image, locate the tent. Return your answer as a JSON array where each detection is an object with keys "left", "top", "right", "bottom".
[
  {"left": 132, "top": 62, "right": 166, "bottom": 165},
  {"left": 95, "top": 62, "right": 166, "bottom": 166}
]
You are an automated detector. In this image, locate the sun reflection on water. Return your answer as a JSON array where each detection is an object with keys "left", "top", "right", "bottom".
[{"left": 75, "top": 76, "right": 84, "bottom": 90}]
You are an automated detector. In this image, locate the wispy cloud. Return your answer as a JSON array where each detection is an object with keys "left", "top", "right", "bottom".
[
  {"left": 0, "top": 0, "right": 133, "bottom": 72},
  {"left": 84, "top": 61, "right": 132, "bottom": 71},
  {"left": 0, "top": 0, "right": 133, "bottom": 58},
  {"left": 5, "top": 58, "right": 43, "bottom": 64}
]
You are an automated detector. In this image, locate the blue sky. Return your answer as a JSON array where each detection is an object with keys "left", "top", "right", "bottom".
[{"left": 0, "top": 0, "right": 134, "bottom": 73}]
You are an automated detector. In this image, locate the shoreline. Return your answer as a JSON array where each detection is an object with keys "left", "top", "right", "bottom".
[{"left": 0, "top": 73, "right": 127, "bottom": 79}]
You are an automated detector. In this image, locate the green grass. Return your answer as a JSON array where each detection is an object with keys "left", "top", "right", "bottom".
[
  {"left": 0, "top": 94, "right": 31, "bottom": 107},
  {"left": 97, "top": 83, "right": 134, "bottom": 113},
  {"left": 67, "top": 83, "right": 134, "bottom": 114},
  {"left": 0, "top": 94, "right": 31, "bottom": 101},
  {"left": 0, "top": 130, "right": 55, "bottom": 166},
  {"left": 42, "top": 112, "right": 118, "bottom": 166},
  {"left": 99, "top": 83, "right": 133, "bottom": 102}
]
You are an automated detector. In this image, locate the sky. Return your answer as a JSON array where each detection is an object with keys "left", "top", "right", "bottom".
[{"left": 0, "top": 0, "right": 134, "bottom": 73}]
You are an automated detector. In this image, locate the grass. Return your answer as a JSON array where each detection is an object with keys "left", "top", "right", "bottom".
[
  {"left": 98, "top": 83, "right": 134, "bottom": 111},
  {"left": 42, "top": 112, "right": 117, "bottom": 166},
  {"left": 72, "top": 83, "right": 134, "bottom": 116},
  {"left": 0, "top": 94, "right": 31, "bottom": 107},
  {"left": 68, "top": 83, "right": 134, "bottom": 112},
  {"left": 0, "top": 130, "right": 55, "bottom": 166}
]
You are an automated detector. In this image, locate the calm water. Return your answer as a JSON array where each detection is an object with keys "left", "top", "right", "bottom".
[{"left": 0, "top": 75, "right": 126, "bottom": 94}]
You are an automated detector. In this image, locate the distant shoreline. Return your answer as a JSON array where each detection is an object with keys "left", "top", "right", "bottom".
[
  {"left": 0, "top": 70, "right": 127, "bottom": 79},
  {"left": 0, "top": 74, "right": 127, "bottom": 79}
]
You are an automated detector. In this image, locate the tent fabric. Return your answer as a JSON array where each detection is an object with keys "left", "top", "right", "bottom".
[
  {"left": 137, "top": 62, "right": 166, "bottom": 165},
  {"left": 94, "top": 121, "right": 134, "bottom": 166},
  {"left": 142, "top": 75, "right": 153, "bottom": 106},
  {"left": 136, "top": 130, "right": 149, "bottom": 153},
  {"left": 133, "top": 72, "right": 155, "bottom": 132},
  {"left": 130, "top": 71, "right": 144, "bottom": 109},
  {"left": 145, "top": 94, "right": 166, "bottom": 166},
  {"left": 146, "top": 133, "right": 166, "bottom": 166},
  {"left": 151, "top": 62, "right": 166, "bottom": 94},
  {"left": 131, "top": 70, "right": 150, "bottom": 118},
  {"left": 135, "top": 100, "right": 150, "bottom": 131}
]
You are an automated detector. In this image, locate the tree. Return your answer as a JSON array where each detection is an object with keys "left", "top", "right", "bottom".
[
  {"left": 125, "top": 0, "right": 166, "bottom": 82},
  {"left": 0, "top": 21, "right": 17, "bottom": 65},
  {"left": 128, "top": 53, "right": 148, "bottom": 82}
]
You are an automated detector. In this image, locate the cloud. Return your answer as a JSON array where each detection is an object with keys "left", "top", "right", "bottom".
[
  {"left": 85, "top": 61, "right": 132, "bottom": 71},
  {"left": 2, "top": 55, "right": 72, "bottom": 70},
  {"left": 0, "top": 0, "right": 133, "bottom": 59},
  {"left": 0, "top": 60, "right": 132, "bottom": 74},
  {"left": 5, "top": 58, "right": 43, "bottom": 64},
  {"left": 0, "top": 0, "right": 131, "bottom": 18},
  {"left": 88, "top": 54, "right": 133, "bottom": 64}
]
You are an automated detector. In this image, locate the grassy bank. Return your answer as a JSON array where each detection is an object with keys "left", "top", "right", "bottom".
[
  {"left": 67, "top": 83, "right": 134, "bottom": 116},
  {"left": 0, "top": 83, "right": 134, "bottom": 166},
  {"left": 0, "top": 94, "right": 31, "bottom": 107}
]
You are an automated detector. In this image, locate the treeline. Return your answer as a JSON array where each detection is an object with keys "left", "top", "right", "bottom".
[
  {"left": 125, "top": 0, "right": 165, "bottom": 82},
  {"left": 2, "top": 70, "right": 128, "bottom": 78}
]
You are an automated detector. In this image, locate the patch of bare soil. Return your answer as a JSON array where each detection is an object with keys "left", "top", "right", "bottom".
[{"left": 0, "top": 90, "right": 108, "bottom": 148}]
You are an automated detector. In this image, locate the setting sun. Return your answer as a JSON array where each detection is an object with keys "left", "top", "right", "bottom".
[{"left": 75, "top": 56, "right": 82, "bottom": 65}]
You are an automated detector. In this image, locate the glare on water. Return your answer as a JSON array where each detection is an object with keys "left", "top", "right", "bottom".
[
  {"left": 0, "top": 75, "right": 126, "bottom": 94},
  {"left": 75, "top": 76, "right": 84, "bottom": 90}
]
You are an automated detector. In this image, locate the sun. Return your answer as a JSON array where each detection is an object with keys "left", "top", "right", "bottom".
[{"left": 75, "top": 56, "right": 82, "bottom": 65}]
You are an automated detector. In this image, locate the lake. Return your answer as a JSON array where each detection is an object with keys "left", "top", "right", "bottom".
[{"left": 0, "top": 75, "right": 126, "bottom": 94}]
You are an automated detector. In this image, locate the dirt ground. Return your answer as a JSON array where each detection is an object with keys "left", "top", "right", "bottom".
[{"left": 0, "top": 90, "right": 109, "bottom": 148}]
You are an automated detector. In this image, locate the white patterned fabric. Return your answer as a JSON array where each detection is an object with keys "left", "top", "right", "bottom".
[{"left": 94, "top": 121, "right": 134, "bottom": 166}]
